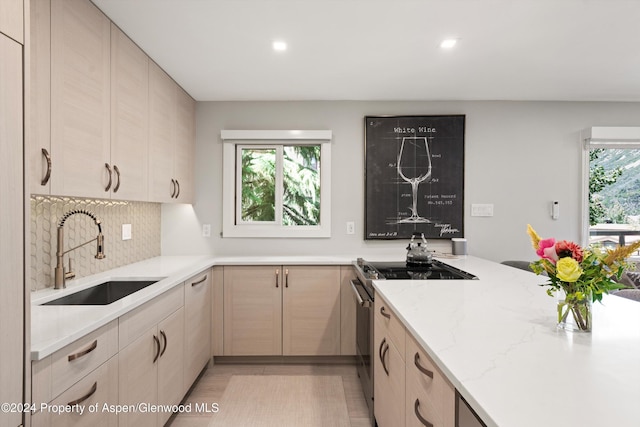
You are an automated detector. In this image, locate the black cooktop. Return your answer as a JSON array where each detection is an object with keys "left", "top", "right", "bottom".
[{"left": 369, "top": 260, "right": 478, "bottom": 280}]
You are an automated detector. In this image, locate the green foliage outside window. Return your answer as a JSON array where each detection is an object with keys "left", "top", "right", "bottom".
[
  {"left": 240, "top": 145, "right": 320, "bottom": 225},
  {"left": 589, "top": 148, "right": 624, "bottom": 225}
]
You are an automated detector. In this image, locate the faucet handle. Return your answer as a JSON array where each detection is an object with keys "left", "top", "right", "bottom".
[{"left": 65, "top": 258, "right": 76, "bottom": 280}]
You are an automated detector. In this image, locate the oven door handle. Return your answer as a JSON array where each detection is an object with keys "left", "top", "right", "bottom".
[{"left": 350, "top": 279, "right": 372, "bottom": 308}]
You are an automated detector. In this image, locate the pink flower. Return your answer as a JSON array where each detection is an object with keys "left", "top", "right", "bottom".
[
  {"left": 555, "top": 240, "right": 584, "bottom": 263},
  {"left": 536, "top": 238, "right": 558, "bottom": 263}
]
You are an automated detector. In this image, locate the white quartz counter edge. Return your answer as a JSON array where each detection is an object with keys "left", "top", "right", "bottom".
[
  {"left": 31, "top": 256, "right": 216, "bottom": 360},
  {"left": 31, "top": 255, "right": 362, "bottom": 360},
  {"left": 372, "top": 255, "right": 640, "bottom": 427}
]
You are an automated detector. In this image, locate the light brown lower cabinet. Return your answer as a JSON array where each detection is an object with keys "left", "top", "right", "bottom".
[
  {"left": 374, "top": 292, "right": 456, "bottom": 427},
  {"left": 184, "top": 269, "right": 212, "bottom": 388},
  {"left": 118, "top": 285, "right": 185, "bottom": 427},
  {"left": 223, "top": 265, "right": 341, "bottom": 356},
  {"left": 374, "top": 299, "right": 406, "bottom": 427}
]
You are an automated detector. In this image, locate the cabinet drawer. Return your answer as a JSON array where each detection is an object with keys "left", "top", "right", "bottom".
[
  {"left": 406, "top": 333, "right": 455, "bottom": 427},
  {"left": 49, "top": 320, "right": 118, "bottom": 399},
  {"left": 119, "top": 284, "right": 184, "bottom": 350},
  {"left": 32, "top": 356, "right": 118, "bottom": 427},
  {"left": 374, "top": 316, "right": 406, "bottom": 427},
  {"left": 375, "top": 294, "right": 405, "bottom": 358}
]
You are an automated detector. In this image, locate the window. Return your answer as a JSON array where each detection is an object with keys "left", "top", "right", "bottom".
[
  {"left": 582, "top": 127, "right": 640, "bottom": 254},
  {"left": 222, "top": 130, "right": 331, "bottom": 238}
]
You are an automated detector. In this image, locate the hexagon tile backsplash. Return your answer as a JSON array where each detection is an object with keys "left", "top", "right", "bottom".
[{"left": 30, "top": 196, "right": 161, "bottom": 291}]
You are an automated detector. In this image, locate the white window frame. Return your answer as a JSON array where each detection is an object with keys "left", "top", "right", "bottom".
[
  {"left": 581, "top": 127, "right": 640, "bottom": 247},
  {"left": 221, "top": 130, "right": 332, "bottom": 238}
]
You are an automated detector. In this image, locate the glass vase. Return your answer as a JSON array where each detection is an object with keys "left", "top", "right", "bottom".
[{"left": 557, "top": 293, "right": 592, "bottom": 332}]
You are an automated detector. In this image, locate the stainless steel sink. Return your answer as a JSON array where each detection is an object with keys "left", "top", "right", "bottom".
[{"left": 42, "top": 280, "right": 159, "bottom": 305}]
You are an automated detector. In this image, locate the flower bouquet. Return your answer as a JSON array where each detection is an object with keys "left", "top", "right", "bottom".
[{"left": 527, "top": 224, "right": 640, "bottom": 331}]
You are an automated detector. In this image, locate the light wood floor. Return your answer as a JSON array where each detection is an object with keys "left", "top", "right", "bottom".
[{"left": 167, "top": 362, "right": 372, "bottom": 427}]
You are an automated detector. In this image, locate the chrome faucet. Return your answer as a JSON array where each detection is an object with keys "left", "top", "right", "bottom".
[{"left": 54, "top": 209, "right": 106, "bottom": 289}]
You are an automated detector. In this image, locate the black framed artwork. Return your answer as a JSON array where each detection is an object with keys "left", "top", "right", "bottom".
[{"left": 364, "top": 115, "right": 465, "bottom": 240}]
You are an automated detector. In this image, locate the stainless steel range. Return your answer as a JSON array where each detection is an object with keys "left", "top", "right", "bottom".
[{"left": 351, "top": 257, "right": 478, "bottom": 425}]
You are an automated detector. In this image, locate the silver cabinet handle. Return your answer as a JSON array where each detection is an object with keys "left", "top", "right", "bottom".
[
  {"left": 67, "top": 382, "right": 97, "bottom": 406},
  {"left": 113, "top": 165, "right": 121, "bottom": 193},
  {"left": 104, "top": 163, "right": 112, "bottom": 192},
  {"left": 68, "top": 340, "right": 97, "bottom": 361},
  {"left": 275, "top": 269, "right": 279, "bottom": 288},
  {"left": 175, "top": 179, "right": 180, "bottom": 198},
  {"left": 380, "top": 306, "right": 391, "bottom": 319},
  {"left": 160, "top": 330, "right": 168, "bottom": 357},
  {"left": 191, "top": 275, "right": 207, "bottom": 286},
  {"left": 414, "top": 353, "right": 434, "bottom": 378},
  {"left": 153, "top": 334, "right": 161, "bottom": 363},
  {"left": 41, "top": 148, "right": 52, "bottom": 185},
  {"left": 414, "top": 399, "right": 434, "bottom": 427}
]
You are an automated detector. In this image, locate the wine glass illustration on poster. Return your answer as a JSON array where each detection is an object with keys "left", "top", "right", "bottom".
[{"left": 364, "top": 115, "right": 465, "bottom": 240}]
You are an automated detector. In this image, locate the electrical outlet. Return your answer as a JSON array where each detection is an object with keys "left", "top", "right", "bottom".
[
  {"left": 202, "top": 224, "right": 211, "bottom": 237},
  {"left": 122, "top": 224, "right": 132, "bottom": 240},
  {"left": 346, "top": 221, "right": 355, "bottom": 235}
]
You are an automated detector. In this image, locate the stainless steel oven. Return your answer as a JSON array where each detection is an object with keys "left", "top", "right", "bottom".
[
  {"left": 350, "top": 275, "right": 374, "bottom": 424},
  {"left": 352, "top": 258, "right": 478, "bottom": 426}
]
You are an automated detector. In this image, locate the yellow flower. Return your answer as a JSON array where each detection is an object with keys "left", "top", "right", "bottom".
[{"left": 556, "top": 257, "right": 583, "bottom": 282}]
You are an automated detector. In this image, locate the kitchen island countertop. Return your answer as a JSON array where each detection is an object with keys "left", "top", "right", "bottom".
[{"left": 373, "top": 255, "right": 640, "bottom": 427}]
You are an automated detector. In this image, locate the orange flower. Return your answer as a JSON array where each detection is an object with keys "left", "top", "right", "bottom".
[{"left": 555, "top": 240, "right": 584, "bottom": 262}]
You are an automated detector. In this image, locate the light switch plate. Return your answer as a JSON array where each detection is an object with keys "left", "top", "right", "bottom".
[
  {"left": 122, "top": 224, "right": 132, "bottom": 240},
  {"left": 346, "top": 221, "right": 355, "bottom": 235},
  {"left": 471, "top": 204, "right": 494, "bottom": 217}
]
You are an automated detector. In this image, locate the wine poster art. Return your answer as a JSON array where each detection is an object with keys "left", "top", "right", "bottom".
[{"left": 364, "top": 115, "right": 465, "bottom": 240}]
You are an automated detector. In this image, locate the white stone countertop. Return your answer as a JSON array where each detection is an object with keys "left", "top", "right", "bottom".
[{"left": 373, "top": 255, "right": 640, "bottom": 427}]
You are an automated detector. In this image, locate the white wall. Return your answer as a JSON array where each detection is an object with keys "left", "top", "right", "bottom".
[{"left": 161, "top": 100, "right": 640, "bottom": 262}]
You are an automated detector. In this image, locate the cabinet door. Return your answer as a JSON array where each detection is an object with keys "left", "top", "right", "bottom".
[
  {"left": 374, "top": 318, "right": 406, "bottom": 427},
  {"left": 0, "top": 33, "right": 23, "bottom": 427},
  {"left": 223, "top": 266, "right": 282, "bottom": 355},
  {"left": 110, "top": 24, "right": 149, "bottom": 201},
  {"left": 158, "top": 307, "right": 184, "bottom": 426},
  {"left": 174, "top": 86, "right": 195, "bottom": 203},
  {"left": 340, "top": 266, "right": 357, "bottom": 355},
  {"left": 28, "top": 0, "right": 51, "bottom": 195},
  {"left": 0, "top": 0, "right": 23, "bottom": 43},
  {"left": 118, "top": 326, "right": 158, "bottom": 427},
  {"left": 185, "top": 270, "right": 211, "bottom": 389},
  {"left": 282, "top": 266, "right": 341, "bottom": 355},
  {"left": 50, "top": 0, "right": 111, "bottom": 198},
  {"left": 148, "top": 61, "right": 176, "bottom": 203}
]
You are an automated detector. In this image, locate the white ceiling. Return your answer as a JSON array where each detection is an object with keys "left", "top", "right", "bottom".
[{"left": 92, "top": 0, "right": 640, "bottom": 102}]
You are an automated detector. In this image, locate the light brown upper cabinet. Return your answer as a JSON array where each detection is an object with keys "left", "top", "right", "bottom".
[
  {"left": 50, "top": 0, "right": 111, "bottom": 198},
  {"left": 110, "top": 24, "right": 149, "bottom": 201},
  {"left": 148, "top": 61, "right": 195, "bottom": 204},
  {"left": 29, "top": 0, "right": 195, "bottom": 203},
  {"left": 0, "top": 0, "right": 24, "bottom": 43}
]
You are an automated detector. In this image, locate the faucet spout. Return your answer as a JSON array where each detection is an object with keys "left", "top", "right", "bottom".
[{"left": 54, "top": 209, "right": 106, "bottom": 289}]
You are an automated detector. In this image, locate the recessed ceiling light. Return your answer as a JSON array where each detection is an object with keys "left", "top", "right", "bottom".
[
  {"left": 272, "top": 41, "right": 287, "bottom": 52},
  {"left": 440, "top": 38, "right": 457, "bottom": 49}
]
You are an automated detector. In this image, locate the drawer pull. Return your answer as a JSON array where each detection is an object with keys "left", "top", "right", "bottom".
[
  {"left": 41, "top": 148, "right": 52, "bottom": 185},
  {"left": 378, "top": 338, "right": 386, "bottom": 361},
  {"left": 285, "top": 269, "right": 289, "bottom": 288},
  {"left": 380, "top": 306, "right": 391, "bottom": 319},
  {"left": 113, "top": 165, "right": 121, "bottom": 193},
  {"left": 414, "top": 353, "right": 434, "bottom": 379},
  {"left": 104, "top": 163, "right": 112, "bottom": 192},
  {"left": 191, "top": 275, "right": 207, "bottom": 286},
  {"left": 153, "top": 334, "right": 161, "bottom": 363},
  {"left": 381, "top": 343, "right": 390, "bottom": 376},
  {"left": 68, "top": 340, "right": 97, "bottom": 362},
  {"left": 275, "top": 269, "right": 279, "bottom": 288},
  {"left": 414, "top": 399, "right": 434, "bottom": 427},
  {"left": 67, "top": 382, "right": 97, "bottom": 406},
  {"left": 175, "top": 180, "right": 181, "bottom": 198},
  {"left": 160, "top": 330, "right": 168, "bottom": 357}
]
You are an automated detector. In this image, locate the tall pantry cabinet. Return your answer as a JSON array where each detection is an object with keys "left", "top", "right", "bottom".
[{"left": 0, "top": 1, "right": 26, "bottom": 427}]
